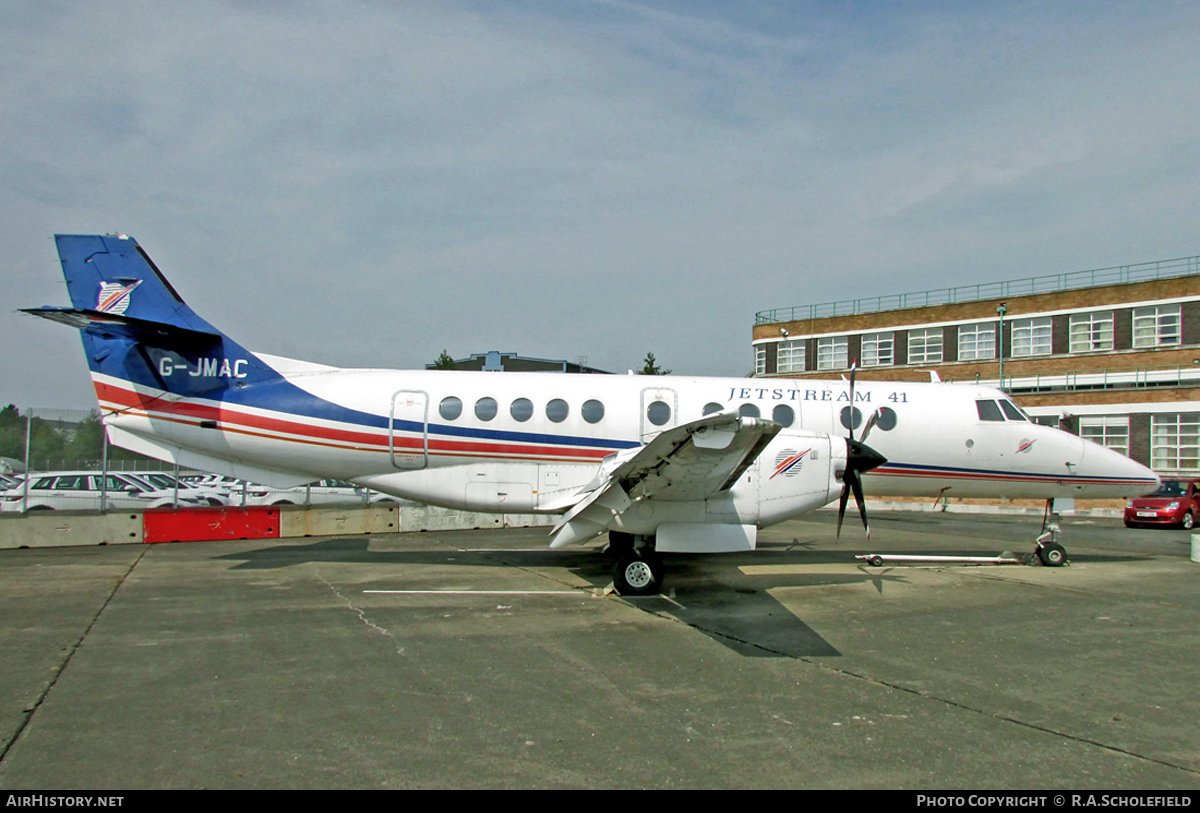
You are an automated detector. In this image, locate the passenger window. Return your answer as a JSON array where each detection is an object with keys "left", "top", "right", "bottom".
[
  {"left": 582, "top": 399, "right": 605, "bottom": 424},
  {"left": 976, "top": 400, "right": 1005, "bottom": 421},
  {"left": 510, "top": 398, "right": 533, "bottom": 422},
  {"left": 839, "top": 406, "right": 862, "bottom": 430},
  {"left": 647, "top": 401, "right": 672, "bottom": 426},
  {"left": 439, "top": 396, "right": 462, "bottom": 421},
  {"left": 475, "top": 397, "right": 498, "bottom": 421},
  {"left": 546, "top": 399, "right": 569, "bottom": 423},
  {"left": 771, "top": 404, "right": 795, "bottom": 427},
  {"left": 876, "top": 406, "right": 898, "bottom": 431},
  {"left": 702, "top": 402, "right": 724, "bottom": 416},
  {"left": 738, "top": 403, "right": 761, "bottom": 419},
  {"left": 999, "top": 400, "right": 1027, "bottom": 421}
]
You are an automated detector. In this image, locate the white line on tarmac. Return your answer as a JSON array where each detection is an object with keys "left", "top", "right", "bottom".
[{"left": 363, "top": 589, "right": 581, "bottom": 595}]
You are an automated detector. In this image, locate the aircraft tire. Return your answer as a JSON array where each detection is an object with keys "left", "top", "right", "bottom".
[
  {"left": 1037, "top": 542, "right": 1067, "bottom": 567},
  {"left": 612, "top": 550, "right": 663, "bottom": 596},
  {"left": 868, "top": 555, "right": 884, "bottom": 567}
]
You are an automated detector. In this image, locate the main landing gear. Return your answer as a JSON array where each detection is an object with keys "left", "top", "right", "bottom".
[{"left": 607, "top": 532, "right": 664, "bottom": 596}]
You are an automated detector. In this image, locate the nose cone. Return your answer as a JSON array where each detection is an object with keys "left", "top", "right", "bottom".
[{"left": 1078, "top": 440, "right": 1160, "bottom": 498}]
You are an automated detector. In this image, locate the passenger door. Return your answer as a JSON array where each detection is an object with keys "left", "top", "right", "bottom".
[{"left": 390, "top": 390, "right": 429, "bottom": 469}]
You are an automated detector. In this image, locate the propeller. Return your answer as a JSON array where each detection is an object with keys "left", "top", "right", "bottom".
[{"left": 836, "top": 362, "right": 889, "bottom": 540}]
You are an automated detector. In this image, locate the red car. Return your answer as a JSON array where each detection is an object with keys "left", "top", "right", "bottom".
[{"left": 1124, "top": 480, "right": 1199, "bottom": 530}]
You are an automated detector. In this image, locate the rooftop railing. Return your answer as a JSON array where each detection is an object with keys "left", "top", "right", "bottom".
[
  {"left": 755, "top": 254, "right": 1200, "bottom": 325},
  {"left": 945, "top": 362, "right": 1200, "bottom": 395}
]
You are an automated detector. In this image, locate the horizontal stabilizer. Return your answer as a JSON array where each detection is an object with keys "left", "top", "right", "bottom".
[{"left": 21, "top": 306, "right": 221, "bottom": 348}]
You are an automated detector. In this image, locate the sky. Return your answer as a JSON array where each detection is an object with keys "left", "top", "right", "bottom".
[{"left": 4, "top": 0, "right": 1200, "bottom": 409}]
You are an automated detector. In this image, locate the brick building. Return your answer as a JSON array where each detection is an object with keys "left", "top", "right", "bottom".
[{"left": 752, "top": 255, "right": 1200, "bottom": 476}]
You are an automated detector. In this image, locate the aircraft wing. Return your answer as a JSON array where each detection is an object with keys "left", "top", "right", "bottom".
[{"left": 549, "top": 412, "right": 781, "bottom": 548}]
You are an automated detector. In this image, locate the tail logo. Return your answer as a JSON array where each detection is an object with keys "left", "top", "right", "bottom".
[{"left": 96, "top": 280, "right": 142, "bottom": 315}]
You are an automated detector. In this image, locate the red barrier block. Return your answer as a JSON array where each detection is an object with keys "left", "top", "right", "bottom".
[{"left": 143, "top": 506, "right": 281, "bottom": 543}]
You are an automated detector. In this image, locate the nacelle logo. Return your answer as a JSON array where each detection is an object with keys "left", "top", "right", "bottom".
[{"left": 771, "top": 448, "right": 811, "bottom": 479}]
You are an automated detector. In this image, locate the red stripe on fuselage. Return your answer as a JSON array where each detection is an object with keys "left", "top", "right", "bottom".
[{"left": 93, "top": 380, "right": 615, "bottom": 464}]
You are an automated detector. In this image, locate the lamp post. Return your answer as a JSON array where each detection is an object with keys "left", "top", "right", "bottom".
[{"left": 997, "top": 302, "right": 1007, "bottom": 391}]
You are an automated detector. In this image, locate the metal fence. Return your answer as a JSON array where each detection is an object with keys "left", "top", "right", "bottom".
[{"left": 0, "top": 406, "right": 404, "bottom": 513}]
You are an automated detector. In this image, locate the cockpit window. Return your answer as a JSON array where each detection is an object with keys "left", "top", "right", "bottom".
[
  {"left": 976, "top": 400, "right": 1005, "bottom": 422},
  {"left": 999, "top": 400, "right": 1027, "bottom": 421}
]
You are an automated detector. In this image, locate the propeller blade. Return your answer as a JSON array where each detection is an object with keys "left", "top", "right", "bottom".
[
  {"left": 846, "top": 361, "right": 858, "bottom": 435},
  {"left": 836, "top": 437, "right": 888, "bottom": 540},
  {"left": 858, "top": 408, "right": 882, "bottom": 444},
  {"left": 850, "top": 468, "right": 870, "bottom": 540},
  {"left": 836, "top": 478, "right": 851, "bottom": 538}
]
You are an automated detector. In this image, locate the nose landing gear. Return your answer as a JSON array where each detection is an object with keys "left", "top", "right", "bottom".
[{"left": 1034, "top": 500, "right": 1068, "bottom": 567}]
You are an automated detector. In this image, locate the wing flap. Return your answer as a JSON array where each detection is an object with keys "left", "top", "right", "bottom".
[{"left": 549, "top": 412, "right": 781, "bottom": 548}]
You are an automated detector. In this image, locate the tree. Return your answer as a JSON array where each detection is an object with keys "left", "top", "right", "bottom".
[
  {"left": 637, "top": 352, "right": 671, "bottom": 375},
  {"left": 431, "top": 349, "right": 458, "bottom": 370}
]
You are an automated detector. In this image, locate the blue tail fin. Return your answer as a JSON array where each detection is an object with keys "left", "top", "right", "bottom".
[{"left": 24, "top": 234, "right": 281, "bottom": 397}]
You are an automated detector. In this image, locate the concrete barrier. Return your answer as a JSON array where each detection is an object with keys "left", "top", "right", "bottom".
[
  {"left": 0, "top": 511, "right": 144, "bottom": 549},
  {"left": 0, "top": 504, "right": 557, "bottom": 549},
  {"left": 0, "top": 500, "right": 1120, "bottom": 551}
]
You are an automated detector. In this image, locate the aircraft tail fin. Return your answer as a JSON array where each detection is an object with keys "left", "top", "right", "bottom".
[{"left": 25, "top": 234, "right": 282, "bottom": 397}]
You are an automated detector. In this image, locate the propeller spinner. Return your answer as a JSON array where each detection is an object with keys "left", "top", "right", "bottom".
[{"left": 836, "top": 363, "right": 889, "bottom": 540}]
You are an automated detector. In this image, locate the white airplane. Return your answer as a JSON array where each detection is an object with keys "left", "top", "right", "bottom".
[{"left": 25, "top": 234, "right": 1159, "bottom": 594}]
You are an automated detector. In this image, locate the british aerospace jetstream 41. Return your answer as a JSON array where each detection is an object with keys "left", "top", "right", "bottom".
[{"left": 25, "top": 234, "right": 1159, "bottom": 594}]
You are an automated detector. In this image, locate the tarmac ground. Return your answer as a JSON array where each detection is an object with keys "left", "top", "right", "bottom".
[{"left": 1, "top": 511, "right": 1198, "bottom": 789}]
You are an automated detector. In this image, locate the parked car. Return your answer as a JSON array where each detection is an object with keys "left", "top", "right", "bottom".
[
  {"left": 245, "top": 478, "right": 369, "bottom": 507},
  {"left": 1124, "top": 480, "right": 1199, "bottom": 529},
  {"left": 0, "top": 471, "right": 207, "bottom": 512},
  {"left": 127, "top": 471, "right": 231, "bottom": 506}
]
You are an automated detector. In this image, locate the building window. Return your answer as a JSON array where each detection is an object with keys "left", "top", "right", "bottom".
[
  {"left": 1011, "top": 317, "right": 1053, "bottom": 356},
  {"left": 1069, "top": 311, "right": 1114, "bottom": 353},
  {"left": 816, "top": 336, "right": 848, "bottom": 370},
  {"left": 754, "top": 346, "right": 766, "bottom": 376},
  {"left": 1151, "top": 414, "right": 1199, "bottom": 471},
  {"left": 1133, "top": 305, "right": 1181, "bottom": 348},
  {"left": 777, "top": 339, "right": 806, "bottom": 373},
  {"left": 1079, "top": 416, "right": 1130, "bottom": 457},
  {"left": 908, "top": 328, "right": 943, "bottom": 364},
  {"left": 957, "top": 323, "right": 995, "bottom": 361},
  {"left": 861, "top": 332, "right": 894, "bottom": 367}
]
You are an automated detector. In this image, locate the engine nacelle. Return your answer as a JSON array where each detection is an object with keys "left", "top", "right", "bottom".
[{"left": 756, "top": 429, "right": 844, "bottom": 527}]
